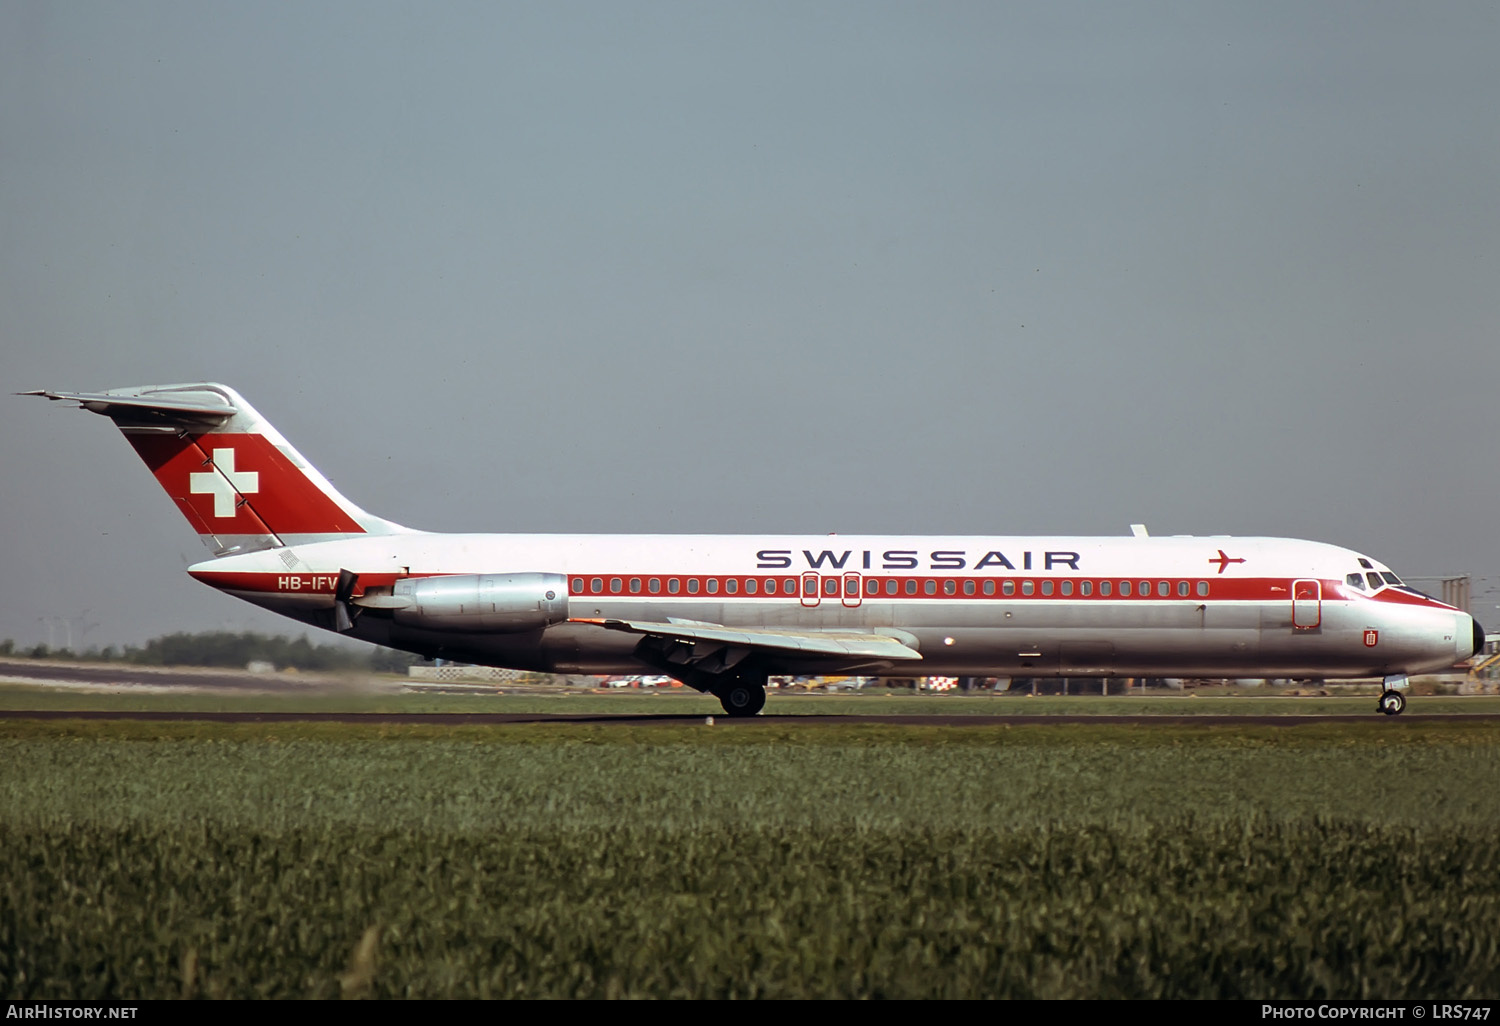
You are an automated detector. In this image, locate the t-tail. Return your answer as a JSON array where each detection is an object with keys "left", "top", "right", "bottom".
[{"left": 25, "top": 382, "right": 414, "bottom": 557}]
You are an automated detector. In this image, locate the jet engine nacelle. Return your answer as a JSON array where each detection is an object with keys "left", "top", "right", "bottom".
[{"left": 392, "top": 572, "right": 568, "bottom": 633}]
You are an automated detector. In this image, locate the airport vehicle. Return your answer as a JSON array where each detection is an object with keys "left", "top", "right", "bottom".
[{"left": 27, "top": 383, "right": 1483, "bottom": 717}]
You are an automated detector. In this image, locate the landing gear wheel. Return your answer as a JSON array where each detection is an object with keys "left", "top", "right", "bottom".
[
  {"left": 716, "top": 679, "right": 766, "bottom": 717},
  {"left": 1378, "top": 690, "right": 1406, "bottom": 716}
]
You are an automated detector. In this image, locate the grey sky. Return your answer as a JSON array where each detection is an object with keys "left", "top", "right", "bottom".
[{"left": 3, "top": 2, "right": 1498, "bottom": 648}]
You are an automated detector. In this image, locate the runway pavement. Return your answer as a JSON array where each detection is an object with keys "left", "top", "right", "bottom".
[
  {"left": 4, "top": 709, "right": 1500, "bottom": 726},
  {"left": 0, "top": 657, "right": 381, "bottom": 693},
  {"left": 5, "top": 659, "right": 1499, "bottom": 726}
]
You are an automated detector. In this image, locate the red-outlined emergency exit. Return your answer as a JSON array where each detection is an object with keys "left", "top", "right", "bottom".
[
  {"left": 801, "top": 572, "right": 820, "bottom": 608},
  {"left": 841, "top": 572, "right": 862, "bottom": 608},
  {"left": 800, "top": 572, "right": 864, "bottom": 609}
]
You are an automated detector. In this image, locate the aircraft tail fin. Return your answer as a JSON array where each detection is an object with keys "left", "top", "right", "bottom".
[{"left": 26, "top": 383, "right": 414, "bottom": 557}]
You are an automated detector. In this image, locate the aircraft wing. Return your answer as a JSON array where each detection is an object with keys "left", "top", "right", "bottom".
[{"left": 570, "top": 617, "right": 923, "bottom": 662}]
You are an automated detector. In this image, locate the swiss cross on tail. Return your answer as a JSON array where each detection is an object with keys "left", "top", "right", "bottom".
[
  {"left": 1208, "top": 549, "right": 1246, "bottom": 574},
  {"left": 190, "top": 448, "right": 260, "bottom": 518},
  {"left": 127, "top": 432, "right": 368, "bottom": 537}
]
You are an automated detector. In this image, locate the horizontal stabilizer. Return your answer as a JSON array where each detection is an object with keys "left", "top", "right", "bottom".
[
  {"left": 569, "top": 618, "right": 924, "bottom": 662},
  {"left": 20, "top": 388, "right": 238, "bottom": 423}
]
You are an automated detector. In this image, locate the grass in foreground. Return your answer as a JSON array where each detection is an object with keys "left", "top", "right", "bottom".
[{"left": 1, "top": 721, "right": 1498, "bottom": 998}]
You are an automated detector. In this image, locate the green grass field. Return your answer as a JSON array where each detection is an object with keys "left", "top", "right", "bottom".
[
  {"left": 4, "top": 678, "right": 1500, "bottom": 717},
  {"left": 2, "top": 696, "right": 1498, "bottom": 998}
]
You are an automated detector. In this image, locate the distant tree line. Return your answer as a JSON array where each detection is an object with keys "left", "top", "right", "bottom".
[{"left": 0, "top": 632, "right": 418, "bottom": 674}]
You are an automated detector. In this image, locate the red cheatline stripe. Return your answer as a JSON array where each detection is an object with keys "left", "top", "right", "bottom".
[
  {"left": 187, "top": 570, "right": 1454, "bottom": 610},
  {"left": 565, "top": 575, "right": 1307, "bottom": 601},
  {"left": 190, "top": 571, "right": 410, "bottom": 595}
]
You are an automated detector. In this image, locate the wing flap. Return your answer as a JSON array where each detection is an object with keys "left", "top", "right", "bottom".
[{"left": 569, "top": 618, "right": 923, "bottom": 662}]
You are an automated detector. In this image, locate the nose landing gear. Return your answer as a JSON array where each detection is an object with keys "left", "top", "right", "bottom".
[{"left": 1378, "top": 674, "right": 1409, "bottom": 716}]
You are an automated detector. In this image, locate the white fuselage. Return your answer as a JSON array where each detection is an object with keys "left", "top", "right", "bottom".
[{"left": 191, "top": 532, "right": 1475, "bottom": 680}]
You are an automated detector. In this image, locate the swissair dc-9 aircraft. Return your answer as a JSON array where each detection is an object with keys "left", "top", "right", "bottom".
[{"left": 27, "top": 383, "right": 1484, "bottom": 717}]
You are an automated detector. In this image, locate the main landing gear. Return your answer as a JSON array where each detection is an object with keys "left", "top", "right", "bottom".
[
  {"left": 631, "top": 634, "right": 769, "bottom": 716},
  {"left": 1378, "top": 674, "right": 1409, "bottom": 716},
  {"left": 712, "top": 673, "right": 766, "bottom": 717}
]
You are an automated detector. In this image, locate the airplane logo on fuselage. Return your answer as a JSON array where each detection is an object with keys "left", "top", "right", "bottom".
[{"left": 1208, "top": 549, "right": 1246, "bottom": 574}]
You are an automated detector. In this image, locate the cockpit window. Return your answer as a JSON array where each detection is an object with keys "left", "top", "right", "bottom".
[
  {"left": 1381, "top": 572, "right": 1403, "bottom": 586},
  {"left": 1346, "top": 573, "right": 1366, "bottom": 591},
  {"left": 1366, "top": 573, "right": 1384, "bottom": 590},
  {"left": 1358, "top": 558, "right": 1374, "bottom": 569}
]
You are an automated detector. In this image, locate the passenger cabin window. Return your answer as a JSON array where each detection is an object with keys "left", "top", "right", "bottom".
[
  {"left": 983, "top": 580, "right": 995, "bottom": 596},
  {"left": 824, "top": 578, "right": 839, "bottom": 597},
  {"left": 1157, "top": 581, "right": 1170, "bottom": 597},
  {"left": 1197, "top": 581, "right": 1209, "bottom": 597},
  {"left": 668, "top": 578, "right": 680, "bottom": 594},
  {"left": 866, "top": 579, "right": 879, "bottom": 596},
  {"left": 886, "top": 579, "right": 898, "bottom": 596},
  {"left": 905, "top": 580, "right": 918, "bottom": 596},
  {"left": 1041, "top": 580, "right": 1054, "bottom": 596},
  {"left": 1080, "top": 580, "right": 1093, "bottom": 596},
  {"left": 1022, "top": 580, "right": 1035, "bottom": 596},
  {"left": 804, "top": 578, "right": 817, "bottom": 597},
  {"left": 964, "top": 580, "right": 976, "bottom": 596},
  {"left": 725, "top": 579, "right": 738, "bottom": 595},
  {"left": 706, "top": 579, "right": 719, "bottom": 595},
  {"left": 1002, "top": 580, "right": 1015, "bottom": 596},
  {"left": 1346, "top": 573, "right": 1366, "bottom": 591},
  {"left": 572, "top": 578, "right": 584, "bottom": 593},
  {"left": 765, "top": 579, "right": 777, "bottom": 595},
  {"left": 745, "top": 579, "right": 757, "bottom": 595},
  {"left": 610, "top": 578, "right": 622, "bottom": 594},
  {"left": 943, "top": 580, "right": 957, "bottom": 596},
  {"left": 784, "top": 578, "right": 797, "bottom": 593},
  {"left": 591, "top": 578, "right": 603, "bottom": 594},
  {"left": 1119, "top": 581, "right": 1131, "bottom": 597},
  {"left": 1177, "top": 581, "right": 1190, "bottom": 597},
  {"left": 924, "top": 580, "right": 937, "bottom": 595},
  {"left": 1100, "top": 581, "right": 1112, "bottom": 597},
  {"left": 846, "top": 577, "right": 859, "bottom": 597},
  {"left": 649, "top": 578, "right": 661, "bottom": 594},
  {"left": 687, "top": 579, "right": 700, "bottom": 595},
  {"left": 629, "top": 578, "right": 641, "bottom": 594}
]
